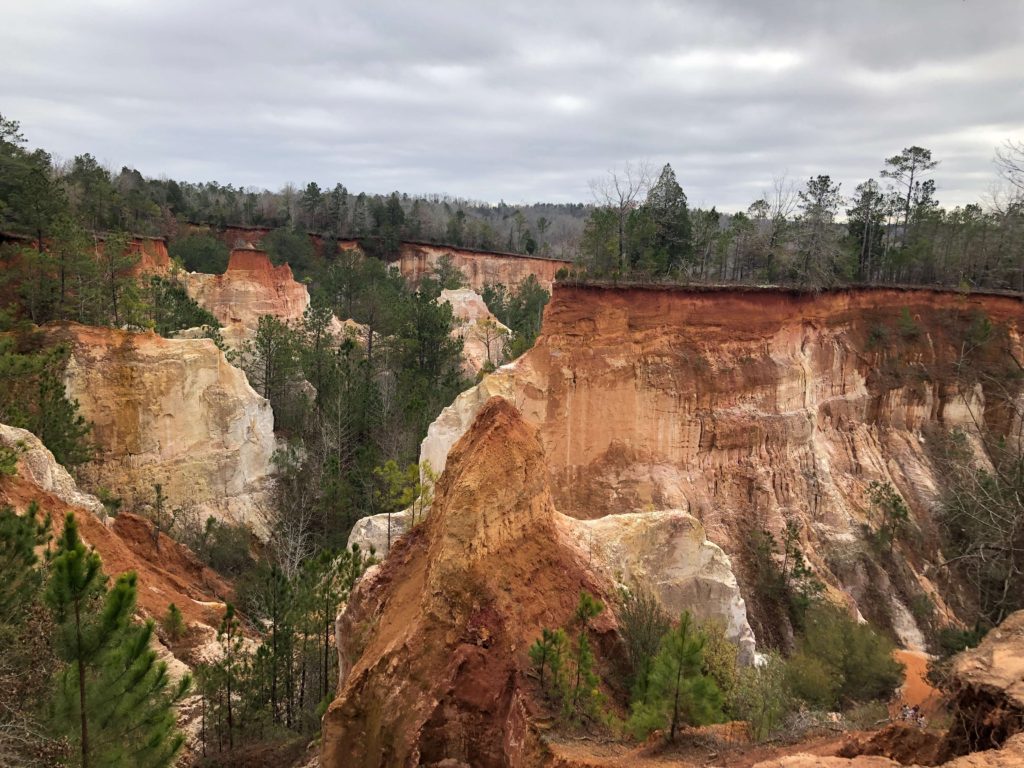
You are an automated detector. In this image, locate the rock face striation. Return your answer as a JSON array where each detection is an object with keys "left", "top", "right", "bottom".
[
  {"left": 390, "top": 241, "right": 565, "bottom": 292},
  {"left": 46, "top": 323, "right": 277, "bottom": 531},
  {"left": 419, "top": 284, "right": 1024, "bottom": 641},
  {"left": 440, "top": 287, "right": 511, "bottom": 375},
  {"left": 184, "top": 247, "right": 310, "bottom": 346},
  {"left": 323, "top": 398, "right": 616, "bottom": 768}
]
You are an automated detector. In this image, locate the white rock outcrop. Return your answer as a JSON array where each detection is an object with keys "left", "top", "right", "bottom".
[
  {"left": 48, "top": 323, "right": 277, "bottom": 533},
  {"left": 0, "top": 423, "right": 105, "bottom": 516}
]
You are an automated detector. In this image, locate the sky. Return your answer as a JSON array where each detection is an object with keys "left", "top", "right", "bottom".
[{"left": 2, "top": 0, "right": 1022, "bottom": 211}]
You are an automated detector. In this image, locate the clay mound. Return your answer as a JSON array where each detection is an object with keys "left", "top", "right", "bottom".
[{"left": 321, "top": 397, "right": 614, "bottom": 768}]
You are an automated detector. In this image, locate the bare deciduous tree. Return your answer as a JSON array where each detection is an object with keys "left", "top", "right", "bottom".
[{"left": 589, "top": 161, "right": 652, "bottom": 271}]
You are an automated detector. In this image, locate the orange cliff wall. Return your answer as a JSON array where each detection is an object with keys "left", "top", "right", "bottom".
[
  {"left": 389, "top": 241, "right": 566, "bottom": 291},
  {"left": 421, "top": 285, "right": 1024, "bottom": 644},
  {"left": 183, "top": 247, "right": 309, "bottom": 337}
]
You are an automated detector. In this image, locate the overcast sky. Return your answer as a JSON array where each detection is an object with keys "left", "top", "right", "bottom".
[{"left": 3, "top": 0, "right": 1022, "bottom": 210}]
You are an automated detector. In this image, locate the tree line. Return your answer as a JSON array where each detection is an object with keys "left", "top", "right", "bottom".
[{"left": 577, "top": 145, "right": 1024, "bottom": 291}]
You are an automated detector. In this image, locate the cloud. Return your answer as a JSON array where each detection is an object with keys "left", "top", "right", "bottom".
[{"left": 1, "top": 0, "right": 1022, "bottom": 209}]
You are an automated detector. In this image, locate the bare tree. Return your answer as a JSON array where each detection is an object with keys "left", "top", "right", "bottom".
[
  {"left": 589, "top": 161, "right": 652, "bottom": 271},
  {"left": 995, "top": 139, "right": 1024, "bottom": 194}
]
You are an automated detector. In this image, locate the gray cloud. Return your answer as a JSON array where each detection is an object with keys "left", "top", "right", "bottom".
[{"left": 2, "top": 0, "right": 1022, "bottom": 209}]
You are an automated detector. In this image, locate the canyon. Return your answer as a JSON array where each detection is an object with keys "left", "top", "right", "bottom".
[{"left": 416, "top": 284, "right": 1024, "bottom": 645}]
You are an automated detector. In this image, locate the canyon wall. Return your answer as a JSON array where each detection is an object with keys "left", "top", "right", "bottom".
[
  {"left": 420, "top": 284, "right": 1024, "bottom": 644},
  {"left": 389, "top": 240, "right": 565, "bottom": 291},
  {"left": 183, "top": 246, "right": 309, "bottom": 345},
  {"left": 46, "top": 323, "right": 277, "bottom": 532}
]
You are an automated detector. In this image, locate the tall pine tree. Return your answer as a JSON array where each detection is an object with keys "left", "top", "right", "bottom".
[{"left": 46, "top": 513, "right": 190, "bottom": 768}]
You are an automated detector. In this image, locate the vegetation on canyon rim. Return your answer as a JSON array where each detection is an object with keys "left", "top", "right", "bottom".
[{"left": 1, "top": 105, "right": 1024, "bottom": 765}]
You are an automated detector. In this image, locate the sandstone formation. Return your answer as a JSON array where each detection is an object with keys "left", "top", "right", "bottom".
[
  {"left": 183, "top": 246, "right": 310, "bottom": 345},
  {"left": 419, "top": 285, "right": 1024, "bottom": 643},
  {"left": 323, "top": 398, "right": 616, "bottom": 767},
  {"left": 349, "top": 504, "right": 755, "bottom": 662},
  {"left": 564, "top": 509, "right": 755, "bottom": 663},
  {"left": 390, "top": 240, "right": 565, "bottom": 292},
  {"left": 440, "top": 287, "right": 511, "bottom": 374},
  {"left": 46, "top": 323, "right": 277, "bottom": 532}
]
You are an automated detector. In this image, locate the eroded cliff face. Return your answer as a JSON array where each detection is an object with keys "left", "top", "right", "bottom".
[
  {"left": 440, "top": 287, "right": 511, "bottom": 375},
  {"left": 0, "top": 423, "right": 230, "bottom": 631},
  {"left": 420, "top": 285, "right": 1024, "bottom": 644},
  {"left": 391, "top": 241, "right": 565, "bottom": 292},
  {"left": 323, "top": 398, "right": 615, "bottom": 768},
  {"left": 184, "top": 247, "right": 309, "bottom": 345},
  {"left": 46, "top": 323, "right": 277, "bottom": 532}
]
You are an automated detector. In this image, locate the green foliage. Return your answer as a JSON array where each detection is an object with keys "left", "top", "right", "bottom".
[
  {"left": 168, "top": 233, "right": 229, "bottom": 274},
  {"left": 481, "top": 275, "right": 550, "bottom": 357},
  {"left": 627, "top": 612, "right": 723, "bottom": 742},
  {"left": 237, "top": 314, "right": 306, "bottom": 432},
  {"left": 46, "top": 512, "right": 190, "bottom": 768},
  {"left": 0, "top": 441, "right": 20, "bottom": 477},
  {"left": 868, "top": 481, "right": 910, "bottom": 553},
  {"left": 897, "top": 307, "right": 921, "bottom": 340},
  {"left": 566, "top": 592, "right": 604, "bottom": 720},
  {"left": 161, "top": 603, "right": 186, "bottom": 642},
  {"left": 728, "top": 651, "right": 792, "bottom": 741},
  {"left": 615, "top": 583, "right": 671, "bottom": 703},
  {"left": 432, "top": 254, "right": 468, "bottom": 289},
  {"left": 0, "top": 336, "right": 92, "bottom": 468},
  {"left": 0, "top": 502, "right": 48, "bottom": 625},
  {"left": 529, "top": 627, "right": 569, "bottom": 701},
  {"left": 787, "top": 603, "right": 904, "bottom": 710},
  {"left": 143, "top": 275, "right": 221, "bottom": 337},
  {"left": 746, "top": 521, "right": 823, "bottom": 635},
  {"left": 698, "top": 619, "right": 739, "bottom": 705},
  {"left": 264, "top": 225, "right": 315, "bottom": 278}
]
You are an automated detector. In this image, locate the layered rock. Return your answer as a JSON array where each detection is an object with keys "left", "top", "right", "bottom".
[
  {"left": 440, "top": 287, "right": 511, "bottom": 374},
  {"left": 46, "top": 323, "right": 276, "bottom": 532},
  {"left": 183, "top": 246, "right": 309, "bottom": 345},
  {"left": 419, "top": 285, "right": 1024, "bottom": 641},
  {"left": 323, "top": 398, "right": 614, "bottom": 767},
  {"left": 390, "top": 241, "right": 566, "bottom": 292}
]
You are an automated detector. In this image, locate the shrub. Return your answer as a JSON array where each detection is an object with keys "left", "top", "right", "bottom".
[
  {"left": 897, "top": 308, "right": 921, "bottom": 341},
  {"left": 729, "top": 652, "right": 792, "bottom": 741},
  {"left": 699, "top": 619, "right": 739, "bottom": 704},
  {"left": 627, "top": 612, "right": 722, "bottom": 742},
  {"left": 616, "top": 584, "right": 671, "bottom": 700},
  {"left": 162, "top": 603, "right": 186, "bottom": 641},
  {"left": 791, "top": 603, "right": 904, "bottom": 709}
]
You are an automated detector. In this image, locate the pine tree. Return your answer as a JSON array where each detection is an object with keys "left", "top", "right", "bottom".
[
  {"left": 46, "top": 513, "right": 190, "bottom": 768},
  {"left": 567, "top": 591, "right": 603, "bottom": 720},
  {"left": 627, "top": 612, "right": 722, "bottom": 742}
]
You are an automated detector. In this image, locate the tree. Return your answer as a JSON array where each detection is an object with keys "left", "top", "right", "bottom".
[
  {"left": 615, "top": 583, "right": 671, "bottom": 703},
  {"left": 529, "top": 627, "right": 569, "bottom": 701},
  {"left": 627, "top": 612, "right": 722, "bottom": 742},
  {"left": 46, "top": 513, "right": 190, "bottom": 768},
  {"left": 847, "top": 179, "right": 888, "bottom": 281},
  {"left": 168, "top": 233, "right": 229, "bottom": 274},
  {"left": 868, "top": 481, "right": 910, "bottom": 553},
  {"left": 161, "top": 604, "right": 185, "bottom": 642},
  {"left": 590, "top": 162, "right": 651, "bottom": 271},
  {"left": 567, "top": 591, "right": 604, "bottom": 719},
  {"left": 995, "top": 139, "right": 1024, "bottom": 194},
  {"left": 644, "top": 163, "right": 693, "bottom": 273},
  {"left": 794, "top": 174, "right": 844, "bottom": 287},
  {"left": 881, "top": 146, "right": 939, "bottom": 248}
]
